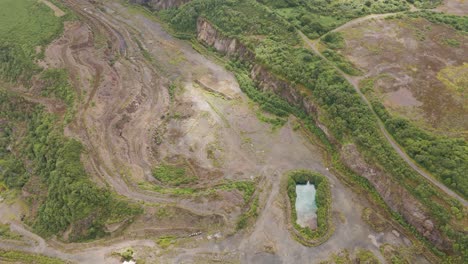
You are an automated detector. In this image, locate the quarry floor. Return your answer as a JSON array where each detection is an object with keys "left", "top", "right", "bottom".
[{"left": 1, "top": 0, "right": 457, "bottom": 263}]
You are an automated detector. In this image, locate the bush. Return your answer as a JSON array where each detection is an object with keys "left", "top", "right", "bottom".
[{"left": 286, "top": 170, "right": 332, "bottom": 242}]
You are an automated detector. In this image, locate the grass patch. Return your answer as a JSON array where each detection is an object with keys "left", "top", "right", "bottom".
[
  {"left": 362, "top": 207, "right": 389, "bottom": 232},
  {"left": 356, "top": 249, "right": 381, "bottom": 263},
  {"left": 437, "top": 63, "right": 468, "bottom": 98},
  {"left": 152, "top": 164, "right": 197, "bottom": 186},
  {"left": 322, "top": 49, "right": 362, "bottom": 76},
  {"left": 0, "top": 0, "right": 68, "bottom": 82},
  {"left": 259, "top": 0, "right": 409, "bottom": 38},
  {"left": 40, "top": 68, "right": 75, "bottom": 106},
  {"left": 0, "top": 224, "right": 22, "bottom": 240},
  {"left": 220, "top": 180, "right": 256, "bottom": 203},
  {"left": 156, "top": 236, "right": 177, "bottom": 249},
  {"left": 256, "top": 111, "right": 287, "bottom": 130},
  {"left": 0, "top": 249, "right": 66, "bottom": 264},
  {"left": 286, "top": 170, "right": 333, "bottom": 245},
  {"left": 321, "top": 32, "right": 345, "bottom": 50},
  {"left": 236, "top": 195, "right": 259, "bottom": 230}
]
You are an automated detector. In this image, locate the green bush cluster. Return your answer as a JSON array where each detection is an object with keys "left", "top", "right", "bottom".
[
  {"left": 322, "top": 49, "right": 362, "bottom": 76},
  {"left": 371, "top": 100, "right": 468, "bottom": 199},
  {"left": 258, "top": 0, "right": 409, "bottom": 38},
  {"left": 0, "top": 90, "right": 35, "bottom": 188},
  {"left": 407, "top": 0, "right": 442, "bottom": 9},
  {"left": 24, "top": 111, "right": 141, "bottom": 240},
  {"left": 160, "top": 0, "right": 300, "bottom": 46},
  {"left": 0, "top": 0, "right": 67, "bottom": 82},
  {"left": 236, "top": 196, "right": 258, "bottom": 230},
  {"left": 407, "top": 11, "right": 468, "bottom": 32},
  {"left": 0, "top": 249, "right": 65, "bottom": 264},
  {"left": 159, "top": 0, "right": 467, "bottom": 257},
  {"left": 287, "top": 170, "right": 331, "bottom": 241},
  {"left": 40, "top": 69, "right": 75, "bottom": 107},
  {"left": 321, "top": 32, "right": 345, "bottom": 49},
  {"left": 152, "top": 164, "right": 197, "bottom": 186},
  {"left": 219, "top": 180, "right": 255, "bottom": 202},
  {"left": 0, "top": 90, "right": 141, "bottom": 241}
]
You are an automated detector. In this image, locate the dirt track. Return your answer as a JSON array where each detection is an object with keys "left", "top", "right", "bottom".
[
  {"left": 0, "top": 0, "right": 440, "bottom": 263},
  {"left": 300, "top": 14, "right": 468, "bottom": 207}
]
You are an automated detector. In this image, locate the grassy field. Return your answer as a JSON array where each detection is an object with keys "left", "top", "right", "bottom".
[
  {"left": 0, "top": 249, "right": 66, "bottom": 264},
  {"left": 258, "top": 0, "right": 410, "bottom": 38},
  {"left": 161, "top": 0, "right": 466, "bottom": 259},
  {"left": 0, "top": 0, "right": 66, "bottom": 82}
]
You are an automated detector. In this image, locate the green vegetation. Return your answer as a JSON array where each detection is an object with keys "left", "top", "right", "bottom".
[
  {"left": 322, "top": 49, "right": 362, "bottom": 76},
  {"left": 236, "top": 195, "right": 259, "bottom": 230},
  {"left": 0, "top": 0, "right": 68, "bottom": 82},
  {"left": 356, "top": 249, "right": 381, "bottom": 263},
  {"left": 321, "top": 32, "right": 345, "bottom": 49},
  {"left": 0, "top": 90, "right": 35, "bottom": 189},
  {"left": 256, "top": 111, "right": 287, "bottom": 130},
  {"left": 362, "top": 207, "right": 388, "bottom": 232},
  {"left": 0, "top": 249, "right": 66, "bottom": 264},
  {"left": 219, "top": 180, "right": 255, "bottom": 202},
  {"left": 160, "top": 0, "right": 300, "bottom": 46},
  {"left": 407, "top": 11, "right": 468, "bottom": 32},
  {"left": 119, "top": 248, "right": 134, "bottom": 261},
  {"left": 0, "top": 0, "right": 99, "bottom": 240},
  {"left": 437, "top": 63, "right": 467, "bottom": 98},
  {"left": 408, "top": 0, "right": 442, "bottom": 9},
  {"left": 156, "top": 236, "right": 177, "bottom": 249},
  {"left": 28, "top": 110, "right": 141, "bottom": 240},
  {"left": 287, "top": 170, "right": 332, "bottom": 243},
  {"left": 0, "top": 224, "right": 22, "bottom": 240},
  {"left": 379, "top": 244, "right": 413, "bottom": 264},
  {"left": 0, "top": 90, "right": 142, "bottom": 241},
  {"left": 363, "top": 78, "right": 468, "bottom": 199},
  {"left": 40, "top": 69, "right": 75, "bottom": 107},
  {"left": 159, "top": 0, "right": 466, "bottom": 258},
  {"left": 320, "top": 32, "right": 362, "bottom": 75},
  {"left": 258, "top": 0, "right": 409, "bottom": 38},
  {"left": 443, "top": 38, "right": 461, "bottom": 48},
  {"left": 318, "top": 248, "right": 380, "bottom": 264},
  {"left": 152, "top": 164, "right": 197, "bottom": 186}
]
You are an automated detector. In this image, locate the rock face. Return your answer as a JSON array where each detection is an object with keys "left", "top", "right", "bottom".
[
  {"left": 196, "top": 18, "right": 450, "bottom": 251},
  {"left": 197, "top": 17, "right": 332, "bottom": 140},
  {"left": 197, "top": 18, "right": 255, "bottom": 61},
  {"left": 129, "top": 0, "right": 191, "bottom": 10},
  {"left": 341, "top": 144, "right": 450, "bottom": 250}
]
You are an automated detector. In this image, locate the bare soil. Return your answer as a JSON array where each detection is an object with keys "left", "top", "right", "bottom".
[
  {"left": 340, "top": 17, "right": 468, "bottom": 136},
  {"left": 437, "top": 0, "right": 468, "bottom": 16},
  {"left": 0, "top": 0, "right": 435, "bottom": 263}
]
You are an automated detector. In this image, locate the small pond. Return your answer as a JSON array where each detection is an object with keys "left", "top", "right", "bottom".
[{"left": 295, "top": 181, "right": 317, "bottom": 229}]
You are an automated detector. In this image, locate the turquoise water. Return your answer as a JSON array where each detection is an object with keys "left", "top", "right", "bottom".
[{"left": 295, "top": 181, "right": 317, "bottom": 229}]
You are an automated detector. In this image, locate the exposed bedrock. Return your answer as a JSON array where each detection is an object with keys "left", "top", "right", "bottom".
[
  {"left": 197, "top": 17, "right": 333, "bottom": 140},
  {"left": 341, "top": 144, "right": 450, "bottom": 250},
  {"left": 196, "top": 17, "right": 450, "bottom": 251}
]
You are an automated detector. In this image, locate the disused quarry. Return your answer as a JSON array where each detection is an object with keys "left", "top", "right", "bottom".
[{"left": 0, "top": 0, "right": 466, "bottom": 263}]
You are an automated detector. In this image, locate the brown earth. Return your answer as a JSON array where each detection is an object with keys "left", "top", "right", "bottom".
[
  {"left": 0, "top": 0, "right": 439, "bottom": 263},
  {"left": 340, "top": 17, "right": 468, "bottom": 136},
  {"left": 436, "top": 0, "right": 468, "bottom": 16}
]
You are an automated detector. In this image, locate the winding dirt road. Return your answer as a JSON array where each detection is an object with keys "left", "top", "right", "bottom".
[
  {"left": 0, "top": 1, "right": 460, "bottom": 263},
  {"left": 300, "top": 19, "right": 468, "bottom": 207}
]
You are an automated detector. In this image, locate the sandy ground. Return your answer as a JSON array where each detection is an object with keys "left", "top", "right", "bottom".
[{"left": 0, "top": 0, "right": 437, "bottom": 263}]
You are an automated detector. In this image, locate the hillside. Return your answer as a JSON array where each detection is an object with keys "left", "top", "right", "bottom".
[{"left": 0, "top": 0, "right": 466, "bottom": 263}]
